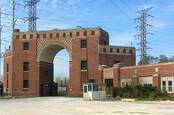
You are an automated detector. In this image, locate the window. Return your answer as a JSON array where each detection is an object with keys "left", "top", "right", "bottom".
[
  {"left": 37, "top": 34, "right": 40, "bottom": 38},
  {"left": 88, "top": 84, "right": 92, "bottom": 91},
  {"left": 7, "top": 64, "right": 9, "bottom": 72},
  {"left": 76, "top": 32, "right": 80, "bottom": 36},
  {"left": 70, "top": 32, "right": 72, "bottom": 37},
  {"left": 23, "top": 34, "right": 26, "bottom": 39},
  {"left": 117, "top": 48, "right": 120, "bottom": 53},
  {"left": 104, "top": 41, "right": 107, "bottom": 45},
  {"left": 110, "top": 48, "right": 113, "bottom": 53},
  {"left": 23, "top": 62, "right": 29, "bottom": 71},
  {"left": 81, "top": 60, "right": 87, "bottom": 70},
  {"left": 81, "top": 40, "right": 87, "bottom": 48},
  {"left": 123, "top": 49, "right": 126, "bottom": 53},
  {"left": 103, "top": 48, "right": 106, "bottom": 52},
  {"left": 84, "top": 86, "right": 87, "bottom": 93},
  {"left": 105, "top": 79, "right": 113, "bottom": 87},
  {"left": 63, "top": 33, "right": 66, "bottom": 37},
  {"left": 43, "top": 34, "right": 46, "bottom": 38},
  {"left": 30, "top": 34, "right": 33, "bottom": 39},
  {"left": 23, "top": 42, "right": 29, "bottom": 50},
  {"left": 23, "top": 80, "right": 29, "bottom": 88},
  {"left": 50, "top": 33, "right": 53, "bottom": 38},
  {"left": 168, "top": 81, "right": 172, "bottom": 92},
  {"left": 115, "top": 60, "right": 120, "bottom": 63},
  {"left": 83, "top": 31, "right": 87, "bottom": 36},
  {"left": 91, "top": 31, "right": 95, "bottom": 35},
  {"left": 56, "top": 33, "right": 59, "bottom": 38},
  {"left": 16, "top": 35, "right": 19, "bottom": 39},
  {"left": 162, "top": 81, "right": 166, "bottom": 91},
  {"left": 129, "top": 49, "right": 133, "bottom": 54}
]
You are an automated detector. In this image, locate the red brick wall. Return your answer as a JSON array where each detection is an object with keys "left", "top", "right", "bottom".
[
  {"left": 99, "top": 54, "right": 135, "bottom": 67},
  {"left": 3, "top": 55, "right": 13, "bottom": 95},
  {"left": 12, "top": 37, "right": 37, "bottom": 96},
  {"left": 111, "top": 63, "right": 174, "bottom": 90}
]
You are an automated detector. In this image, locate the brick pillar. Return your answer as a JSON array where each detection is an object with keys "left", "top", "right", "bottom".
[
  {"left": 153, "top": 74, "right": 161, "bottom": 89},
  {"left": 113, "top": 65, "right": 120, "bottom": 87},
  {"left": 98, "top": 66, "right": 104, "bottom": 85}
]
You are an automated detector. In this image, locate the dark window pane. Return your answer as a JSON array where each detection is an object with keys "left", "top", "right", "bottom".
[
  {"left": 23, "top": 42, "right": 29, "bottom": 50},
  {"left": 91, "top": 31, "right": 95, "bottom": 35},
  {"left": 70, "top": 32, "right": 72, "bottom": 37},
  {"left": 84, "top": 86, "right": 87, "bottom": 93},
  {"left": 37, "top": 34, "right": 40, "bottom": 38},
  {"left": 81, "top": 60, "right": 87, "bottom": 70},
  {"left": 123, "top": 49, "right": 126, "bottom": 53},
  {"left": 56, "top": 33, "right": 59, "bottom": 38},
  {"left": 81, "top": 40, "right": 87, "bottom": 48},
  {"left": 103, "top": 48, "right": 106, "bottom": 52},
  {"left": 63, "top": 33, "right": 66, "bottom": 37},
  {"left": 110, "top": 48, "right": 113, "bottom": 53},
  {"left": 23, "top": 62, "right": 29, "bottom": 71},
  {"left": 168, "top": 81, "right": 172, "bottom": 86},
  {"left": 23, "top": 80, "right": 29, "bottom": 88},
  {"left": 23, "top": 34, "right": 26, "bottom": 39},
  {"left": 105, "top": 79, "right": 113, "bottom": 87},
  {"left": 43, "top": 34, "right": 46, "bottom": 38},
  {"left": 129, "top": 49, "right": 133, "bottom": 54},
  {"left": 16, "top": 35, "right": 19, "bottom": 39},
  {"left": 30, "top": 34, "right": 33, "bottom": 39},
  {"left": 162, "top": 81, "right": 166, "bottom": 86},
  {"left": 50, "top": 33, "right": 53, "bottom": 38},
  {"left": 76, "top": 32, "right": 79, "bottom": 36},
  {"left": 117, "top": 48, "right": 120, "bottom": 53},
  {"left": 88, "top": 84, "right": 92, "bottom": 91},
  {"left": 83, "top": 31, "right": 87, "bottom": 36}
]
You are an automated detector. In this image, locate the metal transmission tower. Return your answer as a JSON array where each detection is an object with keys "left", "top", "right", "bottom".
[
  {"left": 135, "top": 7, "right": 153, "bottom": 65},
  {"left": 26, "top": 0, "right": 39, "bottom": 32}
]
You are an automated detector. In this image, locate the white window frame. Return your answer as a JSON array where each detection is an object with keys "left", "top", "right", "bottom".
[{"left": 161, "top": 76, "right": 174, "bottom": 93}]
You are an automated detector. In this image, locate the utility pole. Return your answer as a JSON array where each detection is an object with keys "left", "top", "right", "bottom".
[
  {"left": 0, "top": 6, "right": 2, "bottom": 78},
  {"left": 135, "top": 7, "right": 153, "bottom": 65},
  {"left": 26, "top": 0, "right": 39, "bottom": 32},
  {"left": 12, "top": 0, "right": 16, "bottom": 35}
]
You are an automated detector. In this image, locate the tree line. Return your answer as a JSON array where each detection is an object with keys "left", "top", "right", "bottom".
[{"left": 138, "top": 55, "right": 174, "bottom": 65}]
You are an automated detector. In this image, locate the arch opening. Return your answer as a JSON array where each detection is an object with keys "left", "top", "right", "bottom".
[{"left": 38, "top": 44, "right": 70, "bottom": 96}]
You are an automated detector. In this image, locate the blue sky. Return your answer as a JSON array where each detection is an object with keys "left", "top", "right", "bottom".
[{"left": 1, "top": 0, "right": 174, "bottom": 78}]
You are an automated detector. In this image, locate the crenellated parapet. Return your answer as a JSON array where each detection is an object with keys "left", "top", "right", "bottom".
[{"left": 99, "top": 45, "right": 135, "bottom": 55}]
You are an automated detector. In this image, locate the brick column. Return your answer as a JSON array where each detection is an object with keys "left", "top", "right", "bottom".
[
  {"left": 153, "top": 74, "right": 161, "bottom": 89},
  {"left": 113, "top": 65, "right": 120, "bottom": 87}
]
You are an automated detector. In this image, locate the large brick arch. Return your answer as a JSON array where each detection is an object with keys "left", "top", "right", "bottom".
[
  {"left": 37, "top": 42, "right": 72, "bottom": 63},
  {"left": 37, "top": 35, "right": 72, "bottom": 63}
]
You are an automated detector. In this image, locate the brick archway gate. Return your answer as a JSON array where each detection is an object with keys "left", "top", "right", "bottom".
[
  {"left": 4, "top": 27, "right": 119, "bottom": 97},
  {"left": 37, "top": 35, "right": 72, "bottom": 96}
]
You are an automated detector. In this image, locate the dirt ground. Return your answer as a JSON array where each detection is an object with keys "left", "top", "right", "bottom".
[{"left": 0, "top": 97, "right": 174, "bottom": 115}]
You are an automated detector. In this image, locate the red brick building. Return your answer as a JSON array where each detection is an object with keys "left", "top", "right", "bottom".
[
  {"left": 102, "top": 62, "right": 174, "bottom": 94},
  {"left": 3, "top": 27, "right": 135, "bottom": 96}
]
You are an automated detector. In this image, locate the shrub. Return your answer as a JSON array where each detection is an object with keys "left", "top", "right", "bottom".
[{"left": 112, "top": 85, "right": 171, "bottom": 100}]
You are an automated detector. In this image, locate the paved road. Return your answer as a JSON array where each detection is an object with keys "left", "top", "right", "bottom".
[{"left": 0, "top": 97, "right": 174, "bottom": 115}]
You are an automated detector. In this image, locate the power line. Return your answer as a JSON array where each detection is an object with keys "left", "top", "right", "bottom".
[
  {"left": 109, "top": 0, "right": 132, "bottom": 21},
  {"left": 135, "top": 7, "right": 153, "bottom": 65}
]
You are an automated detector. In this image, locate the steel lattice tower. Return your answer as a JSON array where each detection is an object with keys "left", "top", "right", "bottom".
[
  {"left": 135, "top": 7, "right": 153, "bottom": 65},
  {"left": 27, "top": 0, "right": 39, "bottom": 32}
]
